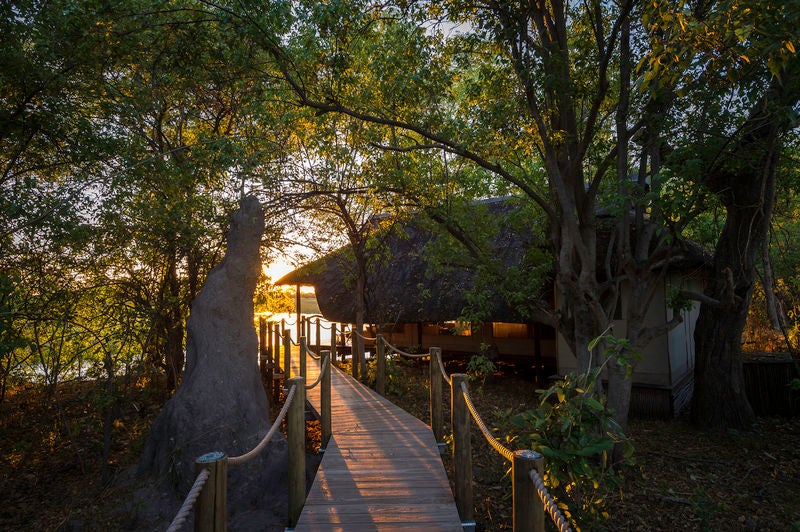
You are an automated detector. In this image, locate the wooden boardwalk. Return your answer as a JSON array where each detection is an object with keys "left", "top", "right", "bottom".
[{"left": 290, "top": 352, "right": 463, "bottom": 531}]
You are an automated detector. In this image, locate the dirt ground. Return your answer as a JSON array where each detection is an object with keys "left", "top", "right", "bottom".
[{"left": 1, "top": 363, "right": 799, "bottom": 531}]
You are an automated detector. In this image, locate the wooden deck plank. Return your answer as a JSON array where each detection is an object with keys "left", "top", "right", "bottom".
[{"left": 292, "top": 352, "right": 463, "bottom": 531}]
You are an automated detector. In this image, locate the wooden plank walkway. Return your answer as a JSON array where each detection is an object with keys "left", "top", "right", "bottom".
[{"left": 290, "top": 351, "right": 463, "bottom": 531}]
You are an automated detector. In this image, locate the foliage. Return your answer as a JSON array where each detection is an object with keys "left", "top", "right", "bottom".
[
  {"left": 253, "top": 273, "right": 294, "bottom": 314},
  {"left": 506, "top": 368, "right": 635, "bottom": 529},
  {"left": 466, "top": 345, "right": 496, "bottom": 387},
  {"left": 363, "top": 353, "right": 408, "bottom": 396},
  {"left": 2, "top": 0, "right": 800, "bottom": 437}
]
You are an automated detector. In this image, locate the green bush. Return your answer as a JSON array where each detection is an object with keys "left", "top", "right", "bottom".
[
  {"left": 466, "top": 348, "right": 496, "bottom": 387},
  {"left": 505, "top": 367, "right": 634, "bottom": 530}
]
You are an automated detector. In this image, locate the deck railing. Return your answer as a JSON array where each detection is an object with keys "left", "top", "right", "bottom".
[
  {"left": 168, "top": 318, "right": 569, "bottom": 531},
  {"left": 369, "top": 331, "right": 573, "bottom": 532},
  {"left": 166, "top": 336, "right": 332, "bottom": 532}
]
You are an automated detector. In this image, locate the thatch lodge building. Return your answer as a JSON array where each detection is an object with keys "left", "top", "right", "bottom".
[{"left": 277, "top": 197, "right": 710, "bottom": 417}]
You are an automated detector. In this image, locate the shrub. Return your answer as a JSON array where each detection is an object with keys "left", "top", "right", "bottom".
[{"left": 505, "top": 367, "right": 634, "bottom": 530}]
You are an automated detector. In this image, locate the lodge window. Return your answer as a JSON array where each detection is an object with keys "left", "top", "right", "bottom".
[
  {"left": 492, "top": 322, "right": 530, "bottom": 339},
  {"left": 439, "top": 321, "right": 472, "bottom": 337}
]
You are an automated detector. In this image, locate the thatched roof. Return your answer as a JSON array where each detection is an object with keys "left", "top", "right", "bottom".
[
  {"left": 276, "top": 197, "right": 712, "bottom": 325},
  {"left": 276, "top": 197, "right": 546, "bottom": 324}
]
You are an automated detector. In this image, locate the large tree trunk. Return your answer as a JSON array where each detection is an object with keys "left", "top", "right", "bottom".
[
  {"left": 138, "top": 196, "right": 287, "bottom": 523},
  {"left": 691, "top": 59, "right": 799, "bottom": 430},
  {"left": 692, "top": 138, "right": 778, "bottom": 430}
]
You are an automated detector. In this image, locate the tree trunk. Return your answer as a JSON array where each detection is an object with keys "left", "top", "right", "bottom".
[
  {"left": 163, "top": 254, "right": 184, "bottom": 390},
  {"left": 138, "top": 197, "right": 287, "bottom": 523},
  {"left": 692, "top": 159, "right": 776, "bottom": 430},
  {"left": 692, "top": 59, "right": 799, "bottom": 429}
]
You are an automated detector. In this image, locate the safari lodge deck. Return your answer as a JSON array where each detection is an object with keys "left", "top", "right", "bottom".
[{"left": 291, "top": 347, "right": 463, "bottom": 531}]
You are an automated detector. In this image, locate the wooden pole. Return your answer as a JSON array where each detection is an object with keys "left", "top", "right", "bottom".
[
  {"left": 270, "top": 323, "right": 277, "bottom": 372},
  {"left": 283, "top": 329, "right": 291, "bottom": 380},
  {"left": 194, "top": 451, "right": 227, "bottom": 532},
  {"left": 266, "top": 319, "right": 273, "bottom": 361},
  {"left": 321, "top": 350, "right": 332, "bottom": 448},
  {"left": 300, "top": 336, "right": 307, "bottom": 380},
  {"left": 315, "top": 317, "right": 321, "bottom": 355},
  {"left": 259, "top": 318, "right": 267, "bottom": 384},
  {"left": 295, "top": 285, "right": 301, "bottom": 340},
  {"left": 272, "top": 323, "right": 281, "bottom": 405},
  {"left": 451, "top": 373, "right": 473, "bottom": 524},
  {"left": 429, "top": 347, "right": 444, "bottom": 450},
  {"left": 513, "top": 450, "right": 545, "bottom": 532},
  {"left": 265, "top": 321, "right": 273, "bottom": 399},
  {"left": 376, "top": 336, "right": 386, "bottom": 396},
  {"left": 331, "top": 322, "right": 338, "bottom": 362},
  {"left": 287, "top": 377, "right": 306, "bottom": 528},
  {"left": 351, "top": 323, "right": 359, "bottom": 379}
]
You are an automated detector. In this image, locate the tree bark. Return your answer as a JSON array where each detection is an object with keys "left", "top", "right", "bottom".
[
  {"left": 691, "top": 59, "right": 799, "bottom": 429},
  {"left": 692, "top": 127, "right": 779, "bottom": 430},
  {"left": 138, "top": 197, "right": 287, "bottom": 519}
]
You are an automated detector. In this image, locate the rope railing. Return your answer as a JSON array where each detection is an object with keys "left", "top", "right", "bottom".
[
  {"left": 305, "top": 355, "right": 330, "bottom": 390},
  {"left": 228, "top": 385, "right": 297, "bottom": 466},
  {"left": 447, "top": 371, "right": 572, "bottom": 532},
  {"left": 259, "top": 318, "right": 567, "bottom": 531},
  {"left": 459, "top": 380, "right": 515, "bottom": 462},
  {"left": 166, "top": 468, "right": 211, "bottom": 532},
  {"left": 306, "top": 345, "right": 321, "bottom": 360},
  {"left": 529, "top": 468, "right": 573, "bottom": 532},
  {"left": 379, "top": 334, "right": 429, "bottom": 359},
  {"left": 350, "top": 328, "right": 378, "bottom": 342},
  {"left": 434, "top": 348, "right": 451, "bottom": 384},
  {"left": 166, "top": 343, "right": 332, "bottom": 532}
]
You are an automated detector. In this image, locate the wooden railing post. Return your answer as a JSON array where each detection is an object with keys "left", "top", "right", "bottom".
[
  {"left": 351, "top": 322, "right": 360, "bottom": 380},
  {"left": 272, "top": 323, "right": 281, "bottom": 373},
  {"left": 513, "top": 450, "right": 545, "bottom": 532},
  {"left": 259, "top": 318, "right": 268, "bottom": 383},
  {"left": 265, "top": 322, "right": 274, "bottom": 400},
  {"left": 429, "top": 347, "right": 444, "bottom": 452},
  {"left": 272, "top": 323, "right": 281, "bottom": 405},
  {"left": 451, "top": 373, "right": 473, "bottom": 525},
  {"left": 331, "top": 323, "right": 338, "bottom": 362},
  {"left": 321, "top": 350, "right": 332, "bottom": 448},
  {"left": 376, "top": 336, "right": 386, "bottom": 396},
  {"left": 283, "top": 329, "right": 291, "bottom": 380},
  {"left": 287, "top": 377, "right": 306, "bottom": 527},
  {"left": 315, "top": 318, "right": 321, "bottom": 355},
  {"left": 194, "top": 451, "right": 228, "bottom": 532},
  {"left": 300, "top": 336, "right": 307, "bottom": 380}
]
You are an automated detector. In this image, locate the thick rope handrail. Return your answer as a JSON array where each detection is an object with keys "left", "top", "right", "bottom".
[
  {"left": 380, "top": 334, "right": 429, "bottom": 359},
  {"left": 228, "top": 384, "right": 297, "bottom": 466},
  {"left": 305, "top": 355, "right": 330, "bottom": 390},
  {"left": 351, "top": 328, "right": 378, "bottom": 342},
  {"left": 460, "top": 380, "right": 515, "bottom": 462},
  {"left": 166, "top": 467, "right": 211, "bottom": 532},
  {"left": 305, "top": 315, "right": 333, "bottom": 330},
  {"left": 306, "top": 346, "right": 321, "bottom": 360},
  {"left": 529, "top": 468, "right": 573, "bottom": 532},
  {"left": 434, "top": 349, "right": 451, "bottom": 385}
]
